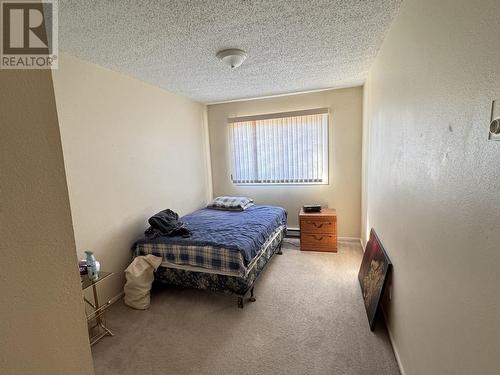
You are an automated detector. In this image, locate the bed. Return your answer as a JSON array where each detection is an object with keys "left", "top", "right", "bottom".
[{"left": 133, "top": 205, "right": 287, "bottom": 307}]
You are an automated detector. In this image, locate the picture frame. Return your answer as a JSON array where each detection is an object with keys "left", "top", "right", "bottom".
[{"left": 358, "top": 229, "right": 392, "bottom": 331}]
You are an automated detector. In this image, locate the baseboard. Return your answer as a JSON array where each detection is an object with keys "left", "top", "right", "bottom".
[
  {"left": 110, "top": 291, "right": 124, "bottom": 304},
  {"left": 381, "top": 308, "right": 406, "bottom": 375},
  {"left": 337, "top": 236, "right": 361, "bottom": 242}
]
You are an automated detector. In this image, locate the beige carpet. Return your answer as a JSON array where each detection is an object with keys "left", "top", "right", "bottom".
[{"left": 92, "top": 239, "right": 400, "bottom": 375}]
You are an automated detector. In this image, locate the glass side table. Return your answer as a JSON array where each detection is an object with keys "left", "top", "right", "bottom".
[{"left": 82, "top": 271, "right": 114, "bottom": 346}]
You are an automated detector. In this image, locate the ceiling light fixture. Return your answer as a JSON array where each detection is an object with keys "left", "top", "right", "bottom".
[{"left": 216, "top": 48, "right": 247, "bottom": 69}]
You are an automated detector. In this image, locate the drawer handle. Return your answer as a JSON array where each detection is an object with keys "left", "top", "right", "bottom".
[
  {"left": 312, "top": 235, "right": 325, "bottom": 241},
  {"left": 308, "top": 222, "right": 324, "bottom": 229}
]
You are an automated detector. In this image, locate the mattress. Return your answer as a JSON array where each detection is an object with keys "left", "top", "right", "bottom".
[
  {"left": 133, "top": 205, "right": 287, "bottom": 277},
  {"left": 154, "top": 226, "right": 286, "bottom": 295}
]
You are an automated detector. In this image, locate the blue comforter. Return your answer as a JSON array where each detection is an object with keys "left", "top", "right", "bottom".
[{"left": 135, "top": 205, "right": 287, "bottom": 263}]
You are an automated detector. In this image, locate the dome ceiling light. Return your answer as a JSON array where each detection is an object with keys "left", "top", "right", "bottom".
[{"left": 216, "top": 49, "right": 247, "bottom": 69}]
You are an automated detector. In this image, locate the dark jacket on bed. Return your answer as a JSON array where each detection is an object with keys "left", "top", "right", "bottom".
[{"left": 145, "top": 209, "right": 191, "bottom": 238}]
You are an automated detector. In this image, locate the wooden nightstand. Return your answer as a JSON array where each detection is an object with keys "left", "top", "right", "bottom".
[{"left": 299, "top": 208, "right": 337, "bottom": 252}]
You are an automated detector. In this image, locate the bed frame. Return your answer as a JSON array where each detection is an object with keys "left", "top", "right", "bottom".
[
  {"left": 153, "top": 227, "right": 285, "bottom": 308},
  {"left": 236, "top": 241, "right": 283, "bottom": 308}
]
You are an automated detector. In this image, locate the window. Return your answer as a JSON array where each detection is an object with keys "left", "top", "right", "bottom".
[{"left": 229, "top": 108, "right": 329, "bottom": 185}]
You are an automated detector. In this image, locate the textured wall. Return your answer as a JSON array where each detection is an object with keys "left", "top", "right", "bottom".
[
  {"left": 362, "top": 0, "right": 500, "bottom": 374},
  {"left": 0, "top": 70, "right": 93, "bottom": 373},
  {"left": 52, "top": 54, "right": 211, "bottom": 302},
  {"left": 207, "top": 87, "right": 362, "bottom": 236}
]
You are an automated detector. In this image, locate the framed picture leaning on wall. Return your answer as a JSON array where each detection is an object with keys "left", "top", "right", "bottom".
[{"left": 358, "top": 229, "right": 392, "bottom": 331}]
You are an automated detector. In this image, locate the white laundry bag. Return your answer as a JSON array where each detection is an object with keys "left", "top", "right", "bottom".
[{"left": 124, "top": 255, "right": 162, "bottom": 309}]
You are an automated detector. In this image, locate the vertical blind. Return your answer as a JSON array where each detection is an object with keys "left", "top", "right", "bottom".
[{"left": 229, "top": 109, "right": 329, "bottom": 184}]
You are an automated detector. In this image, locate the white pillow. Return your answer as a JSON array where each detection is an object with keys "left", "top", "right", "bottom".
[{"left": 207, "top": 196, "right": 254, "bottom": 211}]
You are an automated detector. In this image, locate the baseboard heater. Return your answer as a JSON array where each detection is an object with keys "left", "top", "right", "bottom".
[{"left": 285, "top": 227, "right": 300, "bottom": 238}]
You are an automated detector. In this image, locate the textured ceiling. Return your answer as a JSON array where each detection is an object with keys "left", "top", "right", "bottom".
[{"left": 59, "top": 0, "right": 401, "bottom": 103}]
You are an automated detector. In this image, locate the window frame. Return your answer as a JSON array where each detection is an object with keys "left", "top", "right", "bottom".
[{"left": 227, "top": 108, "right": 330, "bottom": 186}]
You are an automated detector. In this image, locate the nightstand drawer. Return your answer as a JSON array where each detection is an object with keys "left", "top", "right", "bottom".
[
  {"left": 300, "top": 233, "right": 337, "bottom": 252},
  {"left": 300, "top": 219, "right": 336, "bottom": 234}
]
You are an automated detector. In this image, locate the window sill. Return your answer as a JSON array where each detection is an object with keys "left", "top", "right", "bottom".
[{"left": 232, "top": 182, "right": 329, "bottom": 186}]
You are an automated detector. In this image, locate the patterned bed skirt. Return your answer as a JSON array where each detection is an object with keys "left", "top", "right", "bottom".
[{"left": 154, "top": 227, "right": 285, "bottom": 295}]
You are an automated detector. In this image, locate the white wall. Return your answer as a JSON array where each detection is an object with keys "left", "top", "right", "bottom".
[
  {"left": 52, "top": 54, "right": 211, "bottom": 302},
  {"left": 207, "top": 87, "right": 363, "bottom": 236},
  {"left": 0, "top": 69, "right": 94, "bottom": 374},
  {"left": 362, "top": 0, "right": 500, "bottom": 374}
]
